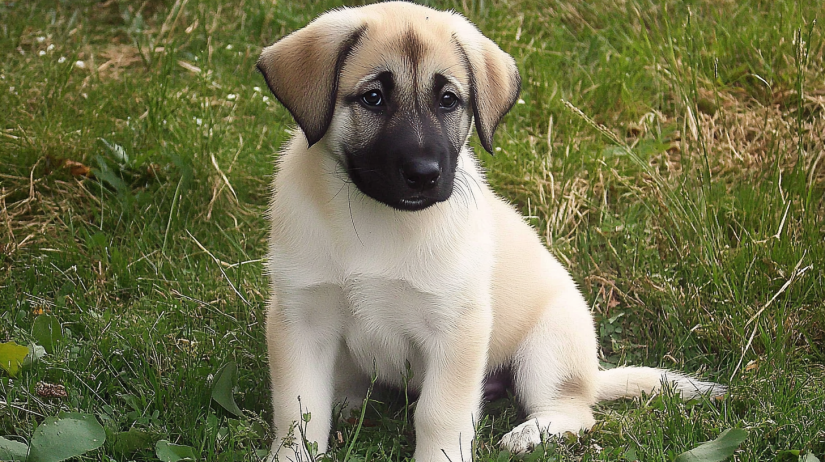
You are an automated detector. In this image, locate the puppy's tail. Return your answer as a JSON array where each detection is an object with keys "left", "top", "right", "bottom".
[{"left": 595, "top": 366, "right": 726, "bottom": 402}]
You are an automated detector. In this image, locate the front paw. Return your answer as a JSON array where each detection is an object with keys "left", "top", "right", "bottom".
[{"left": 499, "top": 420, "right": 542, "bottom": 454}]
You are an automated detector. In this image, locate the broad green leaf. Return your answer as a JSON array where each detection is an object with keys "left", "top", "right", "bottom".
[
  {"left": 155, "top": 440, "right": 198, "bottom": 461},
  {"left": 211, "top": 361, "right": 243, "bottom": 417},
  {"left": 112, "top": 429, "right": 153, "bottom": 456},
  {"left": 0, "top": 436, "right": 29, "bottom": 461},
  {"left": 23, "top": 344, "right": 47, "bottom": 368},
  {"left": 777, "top": 450, "right": 804, "bottom": 462},
  {"left": 31, "top": 315, "right": 63, "bottom": 354},
  {"left": 205, "top": 413, "right": 219, "bottom": 436},
  {"left": 93, "top": 156, "right": 129, "bottom": 194},
  {"left": 674, "top": 428, "right": 749, "bottom": 462},
  {"left": 251, "top": 422, "right": 266, "bottom": 439},
  {"left": 0, "top": 341, "right": 29, "bottom": 377},
  {"left": 27, "top": 412, "right": 105, "bottom": 462}
]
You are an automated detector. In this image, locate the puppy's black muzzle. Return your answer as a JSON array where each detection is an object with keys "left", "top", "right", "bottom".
[{"left": 346, "top": 123, "right": 457, "bottom": 212}]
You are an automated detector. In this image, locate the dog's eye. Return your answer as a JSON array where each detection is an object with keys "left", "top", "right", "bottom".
[
  {"left": 440, "top": 91, "right": 458, "bottom": 109},
  {"left": 361, "top": 90, "right": 384, "bottom": 107}
]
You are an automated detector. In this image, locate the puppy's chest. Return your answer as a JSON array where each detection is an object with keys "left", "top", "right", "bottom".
[{"left": 341, "top": 277, "right": 460, "bottom": 386}]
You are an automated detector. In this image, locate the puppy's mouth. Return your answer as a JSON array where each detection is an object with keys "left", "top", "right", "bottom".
[{"left": 396, "top": 196, "right": 438, "bottom": 211}]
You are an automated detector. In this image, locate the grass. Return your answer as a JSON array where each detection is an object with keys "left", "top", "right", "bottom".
[{"left": 0, "top": 0, "right": 823, "bottom": 460}]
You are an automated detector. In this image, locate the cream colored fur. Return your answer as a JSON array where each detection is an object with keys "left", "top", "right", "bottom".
[{"left": 260, "top": 3, "right": 725, "bottom": 462}]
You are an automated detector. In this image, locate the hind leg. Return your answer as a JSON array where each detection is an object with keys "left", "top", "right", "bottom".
[{"left": 499, "top": 287, "right": 600, "bottom": 454}]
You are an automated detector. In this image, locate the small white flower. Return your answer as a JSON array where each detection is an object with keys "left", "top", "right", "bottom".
[
  {"left": 227, "top": 94, "right": 236, "bottom": 100},
  {"left": 9, "top": 87, "right": 15, "bottom": 93},
  {"left": 39, "top": 50, "right": 46, "bottom": 57},
  {"left": 36, "top": 36, "right": 46, "bottom": 43},
  {"left": 262, "top": 96, "right": 270, "bottom": 103},
  {"left": 517, "top": 98, "right": 525, "bottom": 105},
  {"left": 195, "top": 118, "right": 203, "bottom": 126},
  {"left": 75, "top": 60, "right": 86, "bottom": 69},
  {"left": 495, "top": 147, "right": 502, "bottom": 152},
  {"left": 58, "top": 56, "right": 66, "bottom": 63},
  {"left": 47, "top": 44, "right": 55, "bottom": 51},
  {"left": 225, "top": 44, "right": 233, "bottom": 50},
  {"left": 81, "top": 93, "right": 88, "bottom": 99},
  {"left": 253, "top": 86, "right": 261, "bottom": 93}
]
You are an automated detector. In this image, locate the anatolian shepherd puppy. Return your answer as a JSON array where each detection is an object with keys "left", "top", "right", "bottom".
[{"left": 257, "top": 2, "right": 725, "bottom": 461}]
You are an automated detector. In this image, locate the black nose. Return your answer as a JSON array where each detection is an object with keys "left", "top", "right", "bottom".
[{"left": 401, "top": 159, "right": 440, "bottom": 191}]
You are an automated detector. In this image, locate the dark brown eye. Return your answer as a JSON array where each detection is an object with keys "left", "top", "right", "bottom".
[
  {"left": 361, "top": 90, "right": 383, "bottom": 107},
  {"left": 440, "top": 91, "right": 458, "bottom": 109}
]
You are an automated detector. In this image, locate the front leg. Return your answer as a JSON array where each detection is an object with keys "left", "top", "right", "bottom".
[
  {"left": 413, "top": 306, "right": 492, "bottom": 462},
  {"left": 266, "top": 290, "right": 342, "bottom": 462}
]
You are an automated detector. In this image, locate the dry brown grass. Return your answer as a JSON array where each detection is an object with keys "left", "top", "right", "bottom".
[
  {"left": 95, "top": 44, "right": 144, "bottom": 80},
  {"left": 688, "top": 88, "right": 825, "bottom": 181},
  {"left": 0, "top": 172, "right": 98, "bottom": 256}
]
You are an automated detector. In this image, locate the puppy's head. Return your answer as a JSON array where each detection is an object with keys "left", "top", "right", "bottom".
[{"left": 258, "top": 2, "right": 520, "bottom": 211}]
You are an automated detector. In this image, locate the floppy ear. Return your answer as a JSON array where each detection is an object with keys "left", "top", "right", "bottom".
[
  {"left": 257, "top": 10, "right": 366, "bottom": 146},
  {"left": 452, "top": 20, "right": 521, "bottom": 154}
]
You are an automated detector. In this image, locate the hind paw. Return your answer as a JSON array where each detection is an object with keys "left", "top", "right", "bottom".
[{"left": 499, "top": 412, "right": 595, "bottom": 454}]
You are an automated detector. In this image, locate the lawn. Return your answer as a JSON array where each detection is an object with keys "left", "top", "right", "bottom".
[{"left": 1, "top": 0, "right": 823, "bottom": 461}]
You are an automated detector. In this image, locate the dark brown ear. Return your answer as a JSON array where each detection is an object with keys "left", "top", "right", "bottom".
[
  {"left": 452, "top": 19, "right": 521, "bottom": 154},
  {"left": 257, "top": 11, "right": 366, "bottom": 146}
]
